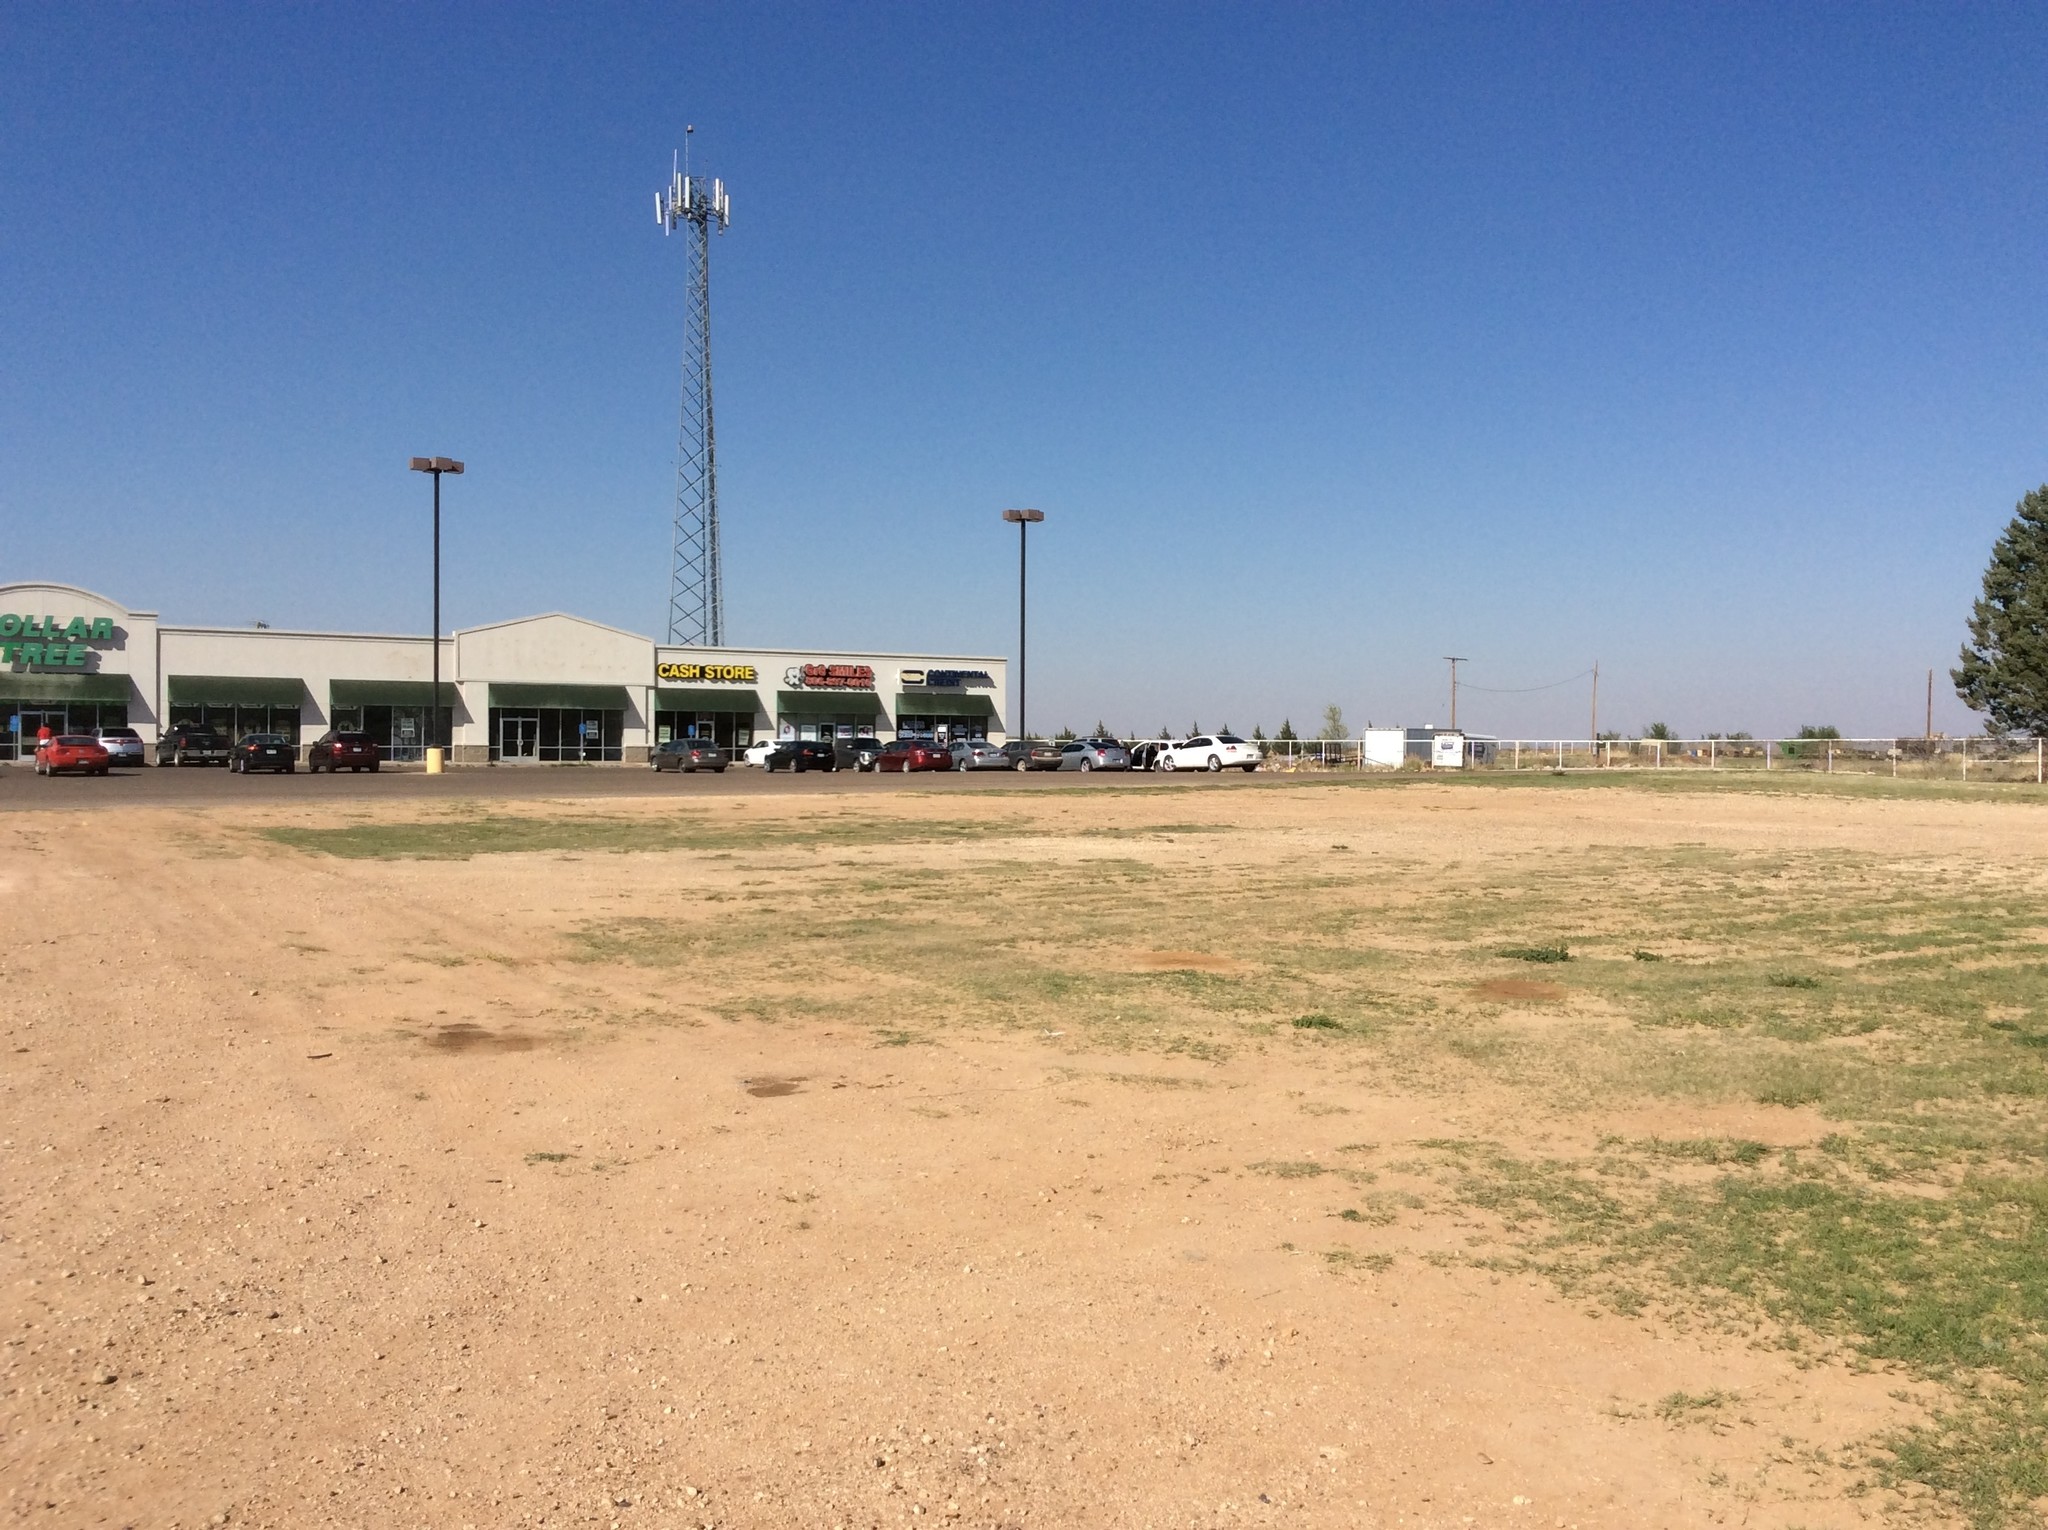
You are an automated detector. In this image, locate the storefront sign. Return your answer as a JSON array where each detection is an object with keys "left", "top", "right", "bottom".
[
  {"left": 901, "top": 667, "right": 994, "bottom": 688},
  {"left": 658, "top": 661, "right": 757, "bottom": 683},
  {"left": 1, "top": 614, "right": 116, "bottom": 670},
  {"left": 782, "top": 663, "right": 875, "bottom": 691}
]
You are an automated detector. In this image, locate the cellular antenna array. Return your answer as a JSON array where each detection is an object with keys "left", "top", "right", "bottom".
[{"left": 655, "top": 127, "right": 732, "bottom": 646}]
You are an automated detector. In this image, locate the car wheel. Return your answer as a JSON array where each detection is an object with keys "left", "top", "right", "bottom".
[
  {"left": 174, "top": 750, "right": 186, "bottom": 767},
  {"left": 716, "top": 765, "right": 727, "bottom": 773},
  {"left": 287, "top": 764, "right": 297, "bottom": 773},
  {"left": 1160, "top": 754, "right": 1177, "bottom": 772},
  {"left": 1080, "top": 757, "right": 1094, "bottom": 773},
  {"left": 97, "top": 766, "right": 109, "bottom": 776},
  {"left": 1207, "top": 755, "right": 1222, "bottom": 772},
  {"left": 1242, "top": 763, "right": 1257, "bottom": 772},
  {"left": 1014, "top": 758, "right": 1029, "bottom": 772}
]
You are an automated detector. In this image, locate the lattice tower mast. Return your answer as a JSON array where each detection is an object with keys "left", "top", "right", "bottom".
[{"left": 656, "top": 135, "right": 731, "bottom": 646}]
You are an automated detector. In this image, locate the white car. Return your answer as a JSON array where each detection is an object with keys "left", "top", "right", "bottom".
[
  {"left": 1154, "top": 733, "right": 1261, "bottom": 773},
  {"left": 743, "top": 740, "right": 779, "bottom": 768},
  {"left": 95, "top": 726, "right": 146, "bottom": 765}
]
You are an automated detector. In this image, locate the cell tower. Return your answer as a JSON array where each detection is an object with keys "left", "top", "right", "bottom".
[{"left": 655, "top": 129, "right": 731, "bottom": 646}]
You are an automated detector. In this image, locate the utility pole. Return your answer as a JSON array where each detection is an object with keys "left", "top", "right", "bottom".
[
  {"left": 1590, "top": 661, "right": 1600, "bottom": 760},
  {"left": 1443, "top": 657, "right": 1467, "bottom": 732},
  {"left": 1926, "top": 669, "right": 1933, "bottom": 740},
  {"left": 408, "top": 457, "right": 464, "bottom": 773},
  {"left": 1002, "top": 509, "right": 1045, "bottom": 740}
]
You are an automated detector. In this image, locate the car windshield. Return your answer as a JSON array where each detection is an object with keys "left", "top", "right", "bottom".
[
  {"left": 101, "top": 728, "right": 139, "bottom": 739},
  {"left": 56, "top": 735, "right": 98, "bottom": 746},
  {"left": 334, "top": 733, "right": 371, "bottom": 744},
  {"left": 242, "top": 734, "right": 285, "bottom": 745}
]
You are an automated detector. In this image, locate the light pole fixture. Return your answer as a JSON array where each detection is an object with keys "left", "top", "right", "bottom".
[
  {"left": 409, "top": 456, "right": 464, "bottom": 773},
  {"left": 1442, "top": 655, "right": 1467, "bottom": 733},
  {"left": 1001, "top": 509, "right": 1045, "bottom": 742}
]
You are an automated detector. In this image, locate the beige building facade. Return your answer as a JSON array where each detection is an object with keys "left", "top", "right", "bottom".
[{"left": 0, "top": 581, "right": 1007, "bottom": 764}]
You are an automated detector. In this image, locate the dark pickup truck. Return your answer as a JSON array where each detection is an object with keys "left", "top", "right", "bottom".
[{"left": 155, "top": 726, "right": 231, "bottom": 767}]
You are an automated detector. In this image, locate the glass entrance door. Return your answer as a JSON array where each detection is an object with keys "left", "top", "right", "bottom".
[
  {"left": 499, "top": 713, "right": 539, "bottom": 762},
  {"left": 20, "top": 709, "right": 64, "bottom": 756}
]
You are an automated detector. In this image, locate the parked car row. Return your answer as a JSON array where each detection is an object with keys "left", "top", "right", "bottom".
[{"left": 24, "top": 726, "right": 1265, "bottom": 781}]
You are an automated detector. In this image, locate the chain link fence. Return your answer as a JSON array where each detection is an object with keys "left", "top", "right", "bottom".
[{"left": 1255, "top": 736, "right": 2048, "bottom": 783}]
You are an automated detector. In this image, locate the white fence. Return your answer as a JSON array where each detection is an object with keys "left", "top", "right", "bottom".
[{"left": 1255, "top": 736, "right": 2047, "bottom": 783}]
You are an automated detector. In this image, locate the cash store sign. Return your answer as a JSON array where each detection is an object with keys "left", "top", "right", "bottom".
[
  {"left": 658, "top": 661, "right": 758, "bottom": 683},
  {"left": 1, "top": 614, "right": 116, "bottom": 670}
]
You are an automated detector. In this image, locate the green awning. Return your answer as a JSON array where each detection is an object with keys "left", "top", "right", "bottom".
[
  {"left": 488, "top": 683, "right": 630, "bottom": 711},
  {"left": 894, "top": 691, "right": 996, "bottom": 718},
  {"left": 328, "top": 679, "right": 460, "bottom": 708},
  {"left": 168, "top": 675, "right": 305, "bottom": 707},
  {"left": 654, "top": 687, "right": 762, "bottom": 713},
  {"left": 776, "top": 690, "right": 883, "bottom": 716},
  {"left": 0, "top": 672, "right": 132, "bottom": 703}
]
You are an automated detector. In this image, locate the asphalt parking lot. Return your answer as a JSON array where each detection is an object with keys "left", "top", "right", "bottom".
[{"left": 0, "top": 760, "right": 1255, "bottom": 810}]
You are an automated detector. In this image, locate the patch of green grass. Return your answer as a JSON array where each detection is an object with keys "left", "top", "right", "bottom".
[
  {"left": 1636, "top": 1137, "right": 1769, "bottom": 1167},
  {"left": 1292, "top": 1013, "right": 1343, "bottom": 1030},
  {"left": 1438, "top": 1137, "right": 2048, "bottom": 1527},
  {"left": 1499, "top": 943, "right": 1571, "bottom": 963},
  {"left": 1767, "top": 972, "right": 1823, "bottom": 989},
  {"left": 524, "top": 1151, "right": 575, "bottom": 1165},
  {"left": 1249, "top": 1160, "right": 1330, "bottom": 1179},
  {"left": 260, "top": 812, "right": 1038, "bottom": 860},
  {"left": 1655, "top": 1388, "right": 1736, "bottom": 1422}
]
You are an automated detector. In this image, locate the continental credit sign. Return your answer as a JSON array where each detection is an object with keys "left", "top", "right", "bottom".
[{"left": 1, "top": 614, "right": 117, "bottom": 670}]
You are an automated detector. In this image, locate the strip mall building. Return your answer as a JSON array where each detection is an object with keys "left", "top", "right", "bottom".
[{"left": 0, "top": 583, "right": 1009, "bottom": 764}]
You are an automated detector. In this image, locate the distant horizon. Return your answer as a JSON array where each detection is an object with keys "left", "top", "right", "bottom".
[{"left": 5, "top": 5, "right": 2042, "bottom": 740}]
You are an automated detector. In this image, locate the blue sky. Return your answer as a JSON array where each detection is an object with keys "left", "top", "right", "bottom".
[{"left": 4, "top": 3, "right": 2044, "bottom": 738}]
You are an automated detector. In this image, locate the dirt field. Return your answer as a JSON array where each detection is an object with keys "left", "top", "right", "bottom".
[{"left": 5, "top": 773, "right": 2045, "bottom": 1529}]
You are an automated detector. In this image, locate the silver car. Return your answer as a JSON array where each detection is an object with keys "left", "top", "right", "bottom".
[
  {"left": 95, "top": 726, "right": 145, "bottom": 765},
  {"left": 947, "top": 738, "right": 1009, "bottom": 771},
  {"left": 1057, "top": 737, "right": 1130, "bottom": 772}
]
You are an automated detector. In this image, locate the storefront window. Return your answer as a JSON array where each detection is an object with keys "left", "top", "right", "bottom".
[
  {"left": 0, "top": 702, "right": 129, "bottom": 760},
  {"left": 168, "top": 702, "right": 302, "bottom": 744},
  {"left": 653, "top": 710, "right": 754, "bottom": 749},
  {"left": 488, "top": 707, "right": 622, "bottom": 762},
  {"left": 897, "top": 714, "right": 987, "bottom": 742}
]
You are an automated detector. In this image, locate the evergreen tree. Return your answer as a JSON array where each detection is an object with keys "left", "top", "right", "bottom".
[
  {"left": 1955, "top": 486, "right": 2048, "bottom": 734},
  {"left": 1277, "top": 719, "right": 1297, "bottom": 741},
  {"left": 1252, "top": 725, "right": 1267, "bottom": 742}
]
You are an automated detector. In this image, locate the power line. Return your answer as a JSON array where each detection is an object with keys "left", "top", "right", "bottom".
[{"left": 1458, "top": 667, "right": 1597, "bottom": 695}]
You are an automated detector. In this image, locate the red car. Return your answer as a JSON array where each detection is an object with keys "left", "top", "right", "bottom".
[
  {"left": 307, "top": 730, "right": 380, "bottom": 773},
  {"left": 878, "top": 738, "right": 952, "bottom": 773},
  {"left": 35, "top": 734, "right": 111, "bottom": 777}
]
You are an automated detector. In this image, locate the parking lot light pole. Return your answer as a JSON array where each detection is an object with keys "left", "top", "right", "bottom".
[
  {"left": 1001, "top": 509, "right": 1045, "bottom": 741},
  {"left": 409, "top": 457, "right": 464, "bottom": 773}
]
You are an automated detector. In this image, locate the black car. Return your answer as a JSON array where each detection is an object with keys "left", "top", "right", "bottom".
[
  {"left": 834, "top": 736, "right": 885, "bottom": 772},
  {"left": 652, "top": 738, "right": 729, "bottom": 773},
  {"left": 155, "top": 726, "right": 230, "bottom": 767},
  {"left": 764, "top": 739, "right": 838, "bottom": 773},
  {"left": 230, "top": 733, "right": 297, "bottom": 774},
  {"left": 999, "top": 739, "right": 1065, "bottom": 771}
]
